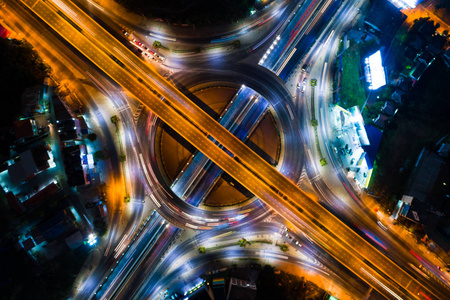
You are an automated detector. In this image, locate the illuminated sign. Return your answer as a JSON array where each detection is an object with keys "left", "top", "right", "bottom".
[
  {"left": 389, "top": 0, "right": 418, "bottom": 9},
  {"left": 364, "top": 50, "right": 386, "bottom": 90}
]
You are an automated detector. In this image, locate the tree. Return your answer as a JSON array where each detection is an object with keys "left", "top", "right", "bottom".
[
  {"left": 94, "top": 219, "right": 108, "bottom": 237},
  {"left": 238, "top": 238, "right": 250, "bottom": 247},
  {"left": 279, "top": 244, "right": 288, "bottom": 252},
  {"left": 198, "top": 247, "right": 206, "bottom": 254},
  {"left": 153, "top": 40, "right": 161, "bottom": 48},
  {"left": 363, "top": 101, "right": 384, "bottom": 122},
  {"left": 94, "top": 150, "right": 105, "bottom": 161},
  {"left": 87, "top": 133, "right": 97, "bottom": 142},
  {"left": 110, "top": 115, "right": 119, "bottom": 125},
  {"left": 120, "top": 154, "right": 126, "bottom": 162}
]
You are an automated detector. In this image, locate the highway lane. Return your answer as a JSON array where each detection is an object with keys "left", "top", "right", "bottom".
[
  {"left": 307, "top": 11, "right": 450, "bottom": 293},
  {"left": 138, "top": 222, "right": 379, "bottom": 299},
  {"left": 0, "top": 4, "right": 152, "bottom": 299},
  {"left": 295, "top": 0, "right": 450, "bottom": 295},
  {"left": 0, "top": 3, "right": 164, "bottom": 299},
  {"left": 73, "top": 0, "right": 291, "bottom": 44},
  {"left": 93, "top": 211, "right": 166, "bottom": 300},
  {"left": 18, "top": 0, "right": 447, "bottom": 298}
]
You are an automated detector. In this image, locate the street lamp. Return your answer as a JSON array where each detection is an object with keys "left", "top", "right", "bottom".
[{"left": 87, "top": 233, "right": 97, "bottom": 246}]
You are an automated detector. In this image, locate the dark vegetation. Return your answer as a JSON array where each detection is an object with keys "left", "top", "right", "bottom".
[
  {"left": 0, "top": 39, "right": 50, "bottom": 126},
  {"left": 0, "top": 39, "right": 50, "bottom": 157},
  {"left": 114, "top": 0, "right": 254, "bottom": 26},
  {"left": 2, "top": 246, "right": 89, "bottom": 300},
  {"left": 370, "top": 58, "right": 450, "bottom": 208},
  {"left": 256, "top": 265, "right": 326, "bottom": 300},
  {"left": 94, "top": 218, "right": 108, "bottom": 237}
]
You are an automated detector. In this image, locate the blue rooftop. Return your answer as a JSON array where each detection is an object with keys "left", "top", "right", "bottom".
[{"left": 362, "top": 125, "right": 383, "bottom": 169}]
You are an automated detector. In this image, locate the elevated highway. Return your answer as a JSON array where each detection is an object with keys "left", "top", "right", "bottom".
[{"left": 17, "top": 0, "right": 447, "bottom": 298}]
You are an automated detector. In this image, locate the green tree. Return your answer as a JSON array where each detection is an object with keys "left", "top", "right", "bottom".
[
  {"left": 363, "top": 101, "right": 384, "bottom": 122},
  {"left": 238, "top": 238, "right": 250, "bottom": 247},
  {"left": 110, "top": 115, "right": 119, "bottom": 125},
  {"left": 94, "top": 219, "right": 108, "bottom": 237},
  {"left": 279, "top": 244, "right": 288, "bottom": 252},
  {"left": 87, "top": 133, "right": 97, "bottom": 142},
  {"left": 94, "top": 150, "right": 105, "bottom": 161},
  {"left": 153, "top": 40, "right": 161, "bottom": 48},
  {"left": 198, "top": 247, "right": 206, "bottom": 254}
]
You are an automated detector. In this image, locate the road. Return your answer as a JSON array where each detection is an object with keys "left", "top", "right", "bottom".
[{"left": 11, "top": 0, "right": 450, "bottom": 298}]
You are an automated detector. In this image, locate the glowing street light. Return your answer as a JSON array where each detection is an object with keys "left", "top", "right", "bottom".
[{"left": 87, "top": 233, "right": 97, "bottom": 246}]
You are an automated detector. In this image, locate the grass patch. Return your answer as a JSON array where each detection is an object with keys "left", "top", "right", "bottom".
[{"left": 340, "top": 40, "right": 366, "bottom": 109}]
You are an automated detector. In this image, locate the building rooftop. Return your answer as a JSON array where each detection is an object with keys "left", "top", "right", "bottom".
[
  {"left": 23, "top": 182, "right": 60, "bottom": 211},
  {"left": 5, "top": 191, "right": 25, "bottom": 214},
  {"left": 13, "top": 119, "right": 37, "bottom": 140},
  {"left": 227, "top": 277, "right": 257, "bottom": 300},
  {"left": 52, "top": 95, "right": 72, "bottom": 121},
  {"left": 362, "top": 125, "right": 383, "bottom": 169},
  {"left": 8, "top": 150, "right": 38, "bottom": 186},
  {"left": 65, "top": 231, "right": 84, "bottom": 250},
  {"left": 372, "top": 114, "right": 390, "bottom": 130},
  {"left": 20, "top": 85, "right": 42, "bottom": 116},
  {"left": 364, "top": 0, "right": 406, "bottom": 47},
  {"left": 405, "top": 149, "right": 444, "bottom": 204},
  {"left": 410, "top": 61, "right": 428, "bottom": 81},
  {"left": 382, "top": 101, "right": 398, "bottom": 116},
  {"left": 21, "top": 237, "right": 36, "bottom": 251}
]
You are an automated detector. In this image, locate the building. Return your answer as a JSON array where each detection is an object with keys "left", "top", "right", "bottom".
[
  {"left": 5, "top": 191, "right": 26, "bottom": 214},
  {"left": 38, "top": 209, "right": 75, "bottom": 242},
  {"left": 13, "top": 119, "right": 39, "bottom": 143},
  {"left": 362, "top": 125, "right": 383, "bottom": 173},
  {"left": 8, "top": 150, "right": 38, "bottom": 186},
  {"left": 416, "top": 50, "right": 435, "bottom": 66},
  {"left": 31, "top": 143, "right": 53, "bottom": 171},
  {"left": 226, "top": 277, "right": 257, "bottom": 300},
  {"left": 381, "top": 101, "right": 398, "bottom": 116},
  {"left": 211, "top": 277, "right": 226, "bottom": 300},
  {"left": 65, "top": 231, "right": 84, "bottom": 250},
  {"left": 364, "top": 0, "right": 406, "bottom": 47},
  {"left": 442, "top": 48, "right": 450, "bottom": 68},
  {"left": 0, "top": 23, "right": 11, "bottom": 39},
  {"left": 410, "top": 61, "right": 428, "bottom": 81},
  {"left": 20, "top": 85, "right": 49, "bottom": 117},
  {"left": 372, "top": 114, "right": 390, "bottom": 130},
  {"left": 53, "top": 95, "right": 78, "bottom": 141},
  {"left": 62, "top": 145, "right": 86, "bottom": 186},
  {"left": 21, "top": 238, "right": 36, "bottom": 251},
  {"left": 332, "top": 106, "right": 381, "bottom": 188},
  {"left": 396, "top": 146, "right": 450, "bottom": 252},
  {"left": 23, "top": 182, "right": 61, "bottom": 211}
]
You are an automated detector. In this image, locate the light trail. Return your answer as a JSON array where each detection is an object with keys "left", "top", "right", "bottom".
[
  {"left": 276, "top": 47, "right": 297, "bottom": 76},
  {"left": 360, "top": 268, "right": 403, "bottom": 300}
]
